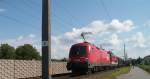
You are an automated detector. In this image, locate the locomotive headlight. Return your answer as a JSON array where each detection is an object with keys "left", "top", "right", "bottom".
[
  {"left": 84, "top": 58, "right": 89, "bottom": 67},
  {"left": 85, "top": 58, "right": 89, "bottom": 63},
  {"left": 85, "top": 58, "right": 88, "bottom": 61}
]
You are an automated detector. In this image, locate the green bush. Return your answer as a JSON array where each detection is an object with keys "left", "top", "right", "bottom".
[
  {"left": 99, "top": 66, "right": 131, "bottom": 79},
  {"left": 139, "top": 65, "right": 150, "bottom": 73},
  {"left": 0, "top": 44, "right": 15, "bottom": 59},
  {"left": 0, "top": 44, "right": 41, "bottom": 60}
]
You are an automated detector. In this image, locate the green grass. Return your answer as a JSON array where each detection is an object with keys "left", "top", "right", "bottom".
[
  {"left": 100, "top": 67, "right": 131, "bottom": 79},
  {"left": 139, "top": 65, "right": 150, "bottom": 73}
]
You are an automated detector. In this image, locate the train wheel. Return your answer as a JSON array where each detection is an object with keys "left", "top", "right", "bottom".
[
  {"left": 91, "top": 68, "right": 95, "bottom": 73},
  {"left": 85, "top": 68, "right": 91, "bottom": 74},
  {"left": 72, "top": 69, "right": 77, "bottom": 74},
  {"left": 97, "top": 67, "right": 101, "bottom": 71},
  {"left": 103, "top": 66, "right": 108, "bottom": 70},
  {"left": 92, "top": 67, "right": 97, "bottom": 73}
]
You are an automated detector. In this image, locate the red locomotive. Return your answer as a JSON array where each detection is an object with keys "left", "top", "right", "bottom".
[
  {"left": 66, "top": 32, "right": 124, "bottom": 73},
  {"left": 67, "top": 42, "right": 120, "bottom": 73}
]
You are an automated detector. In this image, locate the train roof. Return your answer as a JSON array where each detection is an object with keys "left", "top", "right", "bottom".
[
  {"left": 72, "top": 42, "right": 107, "bottom": 51},
  {"left": 72, "top": 42, "right": 92, "bottom": 46}
]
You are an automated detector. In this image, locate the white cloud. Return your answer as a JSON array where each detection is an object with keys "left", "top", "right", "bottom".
[
  {"left": 144, "top": 20, "right": 150, "bottom": 27},
  {"left": 64, "top": 19, "right": 134, "bottom": 41},
  {"left": 29, "top": 34, "right": 36, "bottom": 38},
  {"left": 17, "top": 36, "right": 24, "bottom": 41},
  {"left": 64, "top": 20, "right": 107, "bottom": 40},
  {"left": 134, "top": 32, "right": 146, "bottom": 47},
  {"left": 0, "top": 19, "right": 147, "bottom": 59},
  {"left": 109, "top": 19, "right": 134, "bottom": 32},
  {"left": 109, "top": 33, "right": 122, "bottom": 46},
  {"left": 126, "top": 32, "right": 146, "bottom": 48},
  {"left": 51, "top": 19, "right": 135, "bottom": 59},
  {"left": 123, "top": 32, "right": 150, "bottom": 58}
]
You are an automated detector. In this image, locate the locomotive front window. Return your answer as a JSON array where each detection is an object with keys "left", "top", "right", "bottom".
[{"left": 70, "top": 46, "right": 87, "bottom": 56}]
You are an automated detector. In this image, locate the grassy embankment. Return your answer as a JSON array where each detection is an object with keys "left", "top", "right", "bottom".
[
  {"left": 139, "top": 65, "right": 150, "bottom": 73},
  {"left": 100, "top": 66, "right": 131, "bottom": 79}
]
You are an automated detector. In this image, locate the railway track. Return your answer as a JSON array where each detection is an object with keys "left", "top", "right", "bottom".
[
  {"left": 24, "top": 68, "right": 120, "bottom": 79},
  {"left": 52, "top": 69, "right": 117, "bottom": 79}
]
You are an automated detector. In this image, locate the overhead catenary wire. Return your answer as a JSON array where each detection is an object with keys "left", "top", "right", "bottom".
[
  {"left": 3, "top": 0, "right": 40, "bottom": 20},
  {"left": 52, "top": 13, "right": 75, "bottom": 29},
  {"left": 2, "top": 0, "right": 71, "bottom": 35},
  {"left": 54, "top": 0, "right": 80, "bottom": 26},
  {"left": 0, "top": 15, "right": 40, "bottom": 31},
  {"left": 51, "top": 12, "right": 81, "bottom": 36},
  {"left": 0, "top": 0, "right": 42, "bottom": 31},
  {"left": 52, "top": 10, "right": 82, "bottom": 34},
  {"left": 0, "top": 0, "right": 85, "bottom": 35},
  {"left": 56, "top": 3, "right": 78, "bottom": 21},
  {"left": 100, "top": 0, "right": 112, "bottom": 19},
  {"left": 22, "top": 0, "right": 41, "bottom": 12},
  {"left": 27, "top": 0, "right": 42, "bottom": 6},
  {"left": 97, "top": 0, "right": 112, "bottom": 20},
  {"left": 52, "top": 16, "right": 72, "bottom": 33}
]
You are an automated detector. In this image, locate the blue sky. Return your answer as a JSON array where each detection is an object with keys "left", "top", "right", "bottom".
[
  {"left": 52, "top": 0, "right": 150, "bottom": 35},
  {"left": 1, "top": 0, "right": 150, "bottom": 59},
  {"left": 52, "top": 0, "right": 150, "bottom": 59},
  {"left": 0, "top": 0, "right": 41, "bottom": 39}
]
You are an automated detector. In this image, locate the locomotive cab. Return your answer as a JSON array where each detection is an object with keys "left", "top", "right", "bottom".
[{"left": 67, "top": 42, "right": 89, "bottom": 72}]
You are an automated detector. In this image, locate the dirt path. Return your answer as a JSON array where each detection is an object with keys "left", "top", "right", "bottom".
[{"left": 117, "top": 66, "right": 150, "bottom": 79}]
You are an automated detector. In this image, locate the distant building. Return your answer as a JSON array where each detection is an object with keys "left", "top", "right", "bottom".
[{"left": 142, "top": 55, "right": 150, "bottom": 65}]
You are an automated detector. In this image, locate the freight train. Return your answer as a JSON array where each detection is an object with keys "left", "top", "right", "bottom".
[{"left": 66, "top": 42, "right": 125, "bottom": 73}]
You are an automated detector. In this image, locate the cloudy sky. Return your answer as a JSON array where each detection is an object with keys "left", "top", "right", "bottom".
[{"left": 1, "top": 0, "right": 150, "bottom": 59}]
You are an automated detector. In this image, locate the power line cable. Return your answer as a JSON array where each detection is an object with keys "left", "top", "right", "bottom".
[
  {"left": 29, "top": 0, "right": 41, "bottom": 6},
  {"left": 0, "top": 0, "right": 41, "bottom": 31},
  {"left": 3, "top": 0, "right": 40, "bottom": 19},
  {"left": 0, "top": 15, "right": 40, "bottom": 31},
  {"left": 22, "top": 0, "right": 41, "bottom": 12},
  {"left": 52, "top": 16, "right": 72, "bottom": 33},
  {"left": 97, "top": 0, "right": 112, "bottom": 19},
  {"left": 52, "top": 13, "right": 75, "bottom": 29},
  {"left": 54, "top": 0, "right": 79, "bottom": 26}
]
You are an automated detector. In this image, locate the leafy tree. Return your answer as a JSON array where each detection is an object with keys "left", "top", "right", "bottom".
[
  {"left": 0, "top": 44, "right": 15, "bottom": 59},
  {"left": 136, "top": 57, "right": 143, "bottom": 64},
  {"left": 60, "top": 57, "right": 67, "bottom": 62},
  {"left": 15, "top": 44, "right": 41, "bottom": 60}
]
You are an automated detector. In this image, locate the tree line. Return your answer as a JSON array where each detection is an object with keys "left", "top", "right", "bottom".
[
  {"left": 131, "top": 56, "right": 150, "bottom": 65},
  {"left": 0, "top": 44, "right": 41, "bottom": 60}
]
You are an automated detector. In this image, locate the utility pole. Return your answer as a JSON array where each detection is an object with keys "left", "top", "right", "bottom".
[
  {"left": 100, "top": 44, "right": 103, "bottom": 49},
  {"left": 42, "top": 0, "right": 51, "bottom": 79},
  {"left": 124, "top": 43, "right": 126, "bottom": 61}
]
